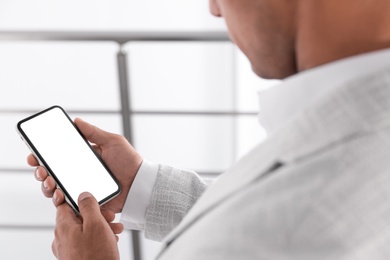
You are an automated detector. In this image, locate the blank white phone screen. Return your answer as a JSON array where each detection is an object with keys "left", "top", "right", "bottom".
[{"left": 20, "top": 107, "right": 119, "bottom": 206}]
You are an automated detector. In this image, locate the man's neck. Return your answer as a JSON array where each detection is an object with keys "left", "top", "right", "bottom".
[{"left": 295, "top": 0, "right": 390, "bottom": 72}]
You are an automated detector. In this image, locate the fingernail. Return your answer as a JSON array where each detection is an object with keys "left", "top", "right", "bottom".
[
  {"left": 53, "top": 192, "right": 58, "bottom": 203},
  {"left": 79, "top": 192, "right": 92, "bottom": 202},
  {"left": 43, "top": 180, "right": 48, "bottom": 189},
  {"left": 34, "top": 169, "right": 41, "bottom": 181}
]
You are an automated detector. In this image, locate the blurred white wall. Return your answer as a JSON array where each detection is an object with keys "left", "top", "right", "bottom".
[
  {"left": 0, "top": 1, "right": 275, "bottom": 259},
  {"left": 0, "top": 0, "right": 224, "bottom": 30}
]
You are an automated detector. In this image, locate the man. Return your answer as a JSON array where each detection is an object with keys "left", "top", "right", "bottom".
[{"left": 28, "top": 0, "right": 390, "bottom": 259}]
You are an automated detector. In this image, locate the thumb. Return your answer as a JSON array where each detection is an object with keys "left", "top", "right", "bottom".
[
  {"left": 74, "top": 118, "right": 112, "bottom": 146},
  {"left": 78, "top": 192, "right": 101, "bottom": 222}
]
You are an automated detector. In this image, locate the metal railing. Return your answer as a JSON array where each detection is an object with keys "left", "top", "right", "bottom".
[
  {"left": 0, "top": 30, "right": 239, "bottom": 260},
  {"left": 0, "top": 30, "right": 229, "bottom": 43}
]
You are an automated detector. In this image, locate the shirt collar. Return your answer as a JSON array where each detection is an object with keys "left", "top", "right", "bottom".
[{"left": 258, "top": 48, "right": 390, "bottom": 134}]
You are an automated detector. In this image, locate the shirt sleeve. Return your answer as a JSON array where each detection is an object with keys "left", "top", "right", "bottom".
[{"left": 120, "top": 160, "right": 159, "bottom": 230}]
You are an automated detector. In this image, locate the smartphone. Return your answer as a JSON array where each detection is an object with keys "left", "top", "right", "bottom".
[{"left": 17, "top": 105, "right": 121, "bottom": 213}]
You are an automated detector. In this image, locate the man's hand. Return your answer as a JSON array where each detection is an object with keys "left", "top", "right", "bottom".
[
  {"left": 53, "top": 192, "right": 122, "bottom": 260},
  {"left": 27, "top": 117, "right": 143, "bottom": 213}
]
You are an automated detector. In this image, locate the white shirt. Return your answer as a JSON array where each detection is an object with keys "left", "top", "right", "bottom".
[
  {"left": 120, "top": 48, "right": 390, "bottom": 230},
  {"left": 258, "top": 48, "right": 390, "bottom": 134}
]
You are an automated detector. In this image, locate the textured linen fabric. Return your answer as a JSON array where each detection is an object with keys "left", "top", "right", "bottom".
[
  {"left": 145, "top": 165, "right": 209, "bottom": 241},
  {"left": 258, "top": 48, "right": 390, "bottom": 134},
  {"left": 144, "top": 67, "right": 390, "bottom": 259}
]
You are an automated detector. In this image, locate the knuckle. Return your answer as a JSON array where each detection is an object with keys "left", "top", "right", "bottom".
[
  {"left": 42, "top": 185, "right": 54, "bottom": 198},
  {"left": 117, "top": 135, "right": 129, "bottom": 144}
]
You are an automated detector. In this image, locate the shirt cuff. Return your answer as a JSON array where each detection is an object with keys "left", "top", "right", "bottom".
[{"left": 120, "top": 160, "right": 159, "bottom": 230}]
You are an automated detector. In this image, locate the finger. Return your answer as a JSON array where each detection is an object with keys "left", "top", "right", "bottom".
[
  {"left": 91, "top": 144, "right": 102, "bottom": 157},
  {"left": 41, "top": 175, "right": 56, "bottom": 197},
  {"left": 41, "top": 176, "right": 56, "bottom": 198},
  {"left": 115, "top": 235, "right": 119, "bottom": 242},
  {"left": 52, "top": 189, "right": 65, "bottom": 207},
  {"left": 27, "top": 154, "right": 39, "bottom": 166},
  {"left": 109, "top": 222, "right": 124, "bottom": 235},
  {"left": 78, "top": 192, "right": 102, "bottom": 223},
  {"left": 56, "top": 203, "right": 79, "bottom": 230},
  {"left": 34, "top": 166, "right": 48, "bottom": 181},
  {"left": 74, "top": 118, "right": 113, "bottom": 146},
  {"left": 101, "top": 208, "right": 115, "bottom": 223}
]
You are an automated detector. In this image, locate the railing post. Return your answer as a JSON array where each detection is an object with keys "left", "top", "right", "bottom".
[{"left": 117, "top": 43, "right": 142, "bottom": 260}]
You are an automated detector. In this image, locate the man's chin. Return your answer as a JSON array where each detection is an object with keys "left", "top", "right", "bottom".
[{"left": 252, "top": 64, "right": 297, "bottom": 80}]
